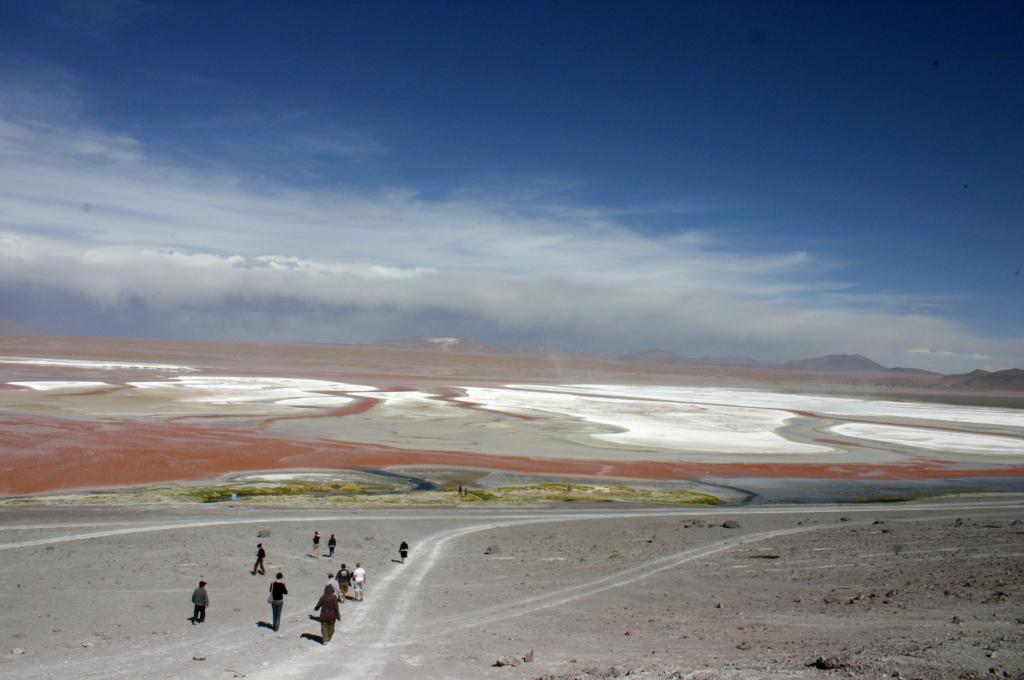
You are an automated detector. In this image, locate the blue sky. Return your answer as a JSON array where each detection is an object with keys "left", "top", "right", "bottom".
[{"left": 0, "top": 1, "right": 1021, "bottom": 372}]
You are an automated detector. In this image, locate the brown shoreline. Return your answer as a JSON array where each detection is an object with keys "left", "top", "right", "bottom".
[{"left": 2, "top": 414, "right": 1023, "bottom": 497}]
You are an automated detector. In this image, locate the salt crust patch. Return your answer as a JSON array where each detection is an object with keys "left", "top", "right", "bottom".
[
  {"left": 460, "top": 387, "right": 830, "bottom": 455},
  {"left": 126, "top": 377, "right": 375, "bottom": 406},
  {"left": 515, "top": 384, "right": 1024, "bottom": 430},
  {"left": 0, "top": 356, "right": 194, "bottom": 371},
  {"left": 372, "top": 391, "right": 458, "bottom": 414},
  {"left": 9, "top": 381, "right": 112, "bottom": 393},
  {"left": 831, "top": 423, "right": 1024, "bottom": 456}
]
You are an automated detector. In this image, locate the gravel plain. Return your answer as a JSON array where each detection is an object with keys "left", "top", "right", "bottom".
[{"left": 2, "top": 496, "right": 1023, "bottom": 680}]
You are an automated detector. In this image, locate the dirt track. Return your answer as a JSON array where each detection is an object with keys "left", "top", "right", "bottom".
[{"left": 2, "top": 497, "right": 1023, "bottom": 679}]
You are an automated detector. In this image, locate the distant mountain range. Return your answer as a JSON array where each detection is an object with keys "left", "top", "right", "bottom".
[
  {"left": 361, "top": 337, "right": 1024, "bottom": 391},
  {"left": 0, "top": 315, "right": 46, "bottom": 335}
]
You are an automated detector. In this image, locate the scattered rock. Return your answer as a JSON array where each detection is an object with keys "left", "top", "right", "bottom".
[
  {"left": 234, "top": 606, "right": 242, "bottom": 611},
  {"left": 608, "top": 551, "right": 622, "bottom": 559},
  {"left": 1011, "top": 520, "right": 1021, "bottom": 526},
  {"left": 485, "top": 545, "right": 502, "bottom": 555},
  {"left": 737, "top": 641, "right": 752, "bottom": 650},
  {"left": 723, "top": 520, "right": 741, "bottom": 529},
  {"left": 952, "top": 616, "right": 962, "bottom": 624},
  {"left": 52, "top": 627, "right": 60, "bottom": 632},
  {"left": 45, "top": 546, "right": 54, "bottom": 550},
  {"left": 365, "top": 536, "right": 374, "bottom": 541},
  {"left": 193, "top": 653, "right": 206, "bottom": 661},
  {"left": 624, "top": 631, "right": 632, "bottom": 635},
  {"left": 715, "top": 603, "right": 722, "bottom": 609},
  {"left": 12, "top": 648, "right": 24, "bottom": 654},
  {"left": 954, "top": 518, "right": 964, "bottom": 527},
  {"left": 523, "top": 650, "right": 535, "bottom": 662},
  {"left": 257, "top": 529, "right": 271, "bottom": 537},
  {"left": 277, "top": 634, "right": 286, "bottom": 639},
  {"left": 873, "top": 520, "right": 884, "bottom": 525},
  {"left": 839, "top": 517, "right": 850, "bottom": 522},
  {"left": 808, "top": 653, "right": 855, "bottom": 670},
  {"left": 494, "top": 655, "right": 521, "bottom": 667},
  {"left": 81, "top": 642, "right": 92, "bottom": 648}
]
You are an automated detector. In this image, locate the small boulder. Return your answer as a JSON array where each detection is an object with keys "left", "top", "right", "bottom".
[
  {"left": 494, "top": 655, "right": 521, "bottom": 667},
  {"left": 193, "top": 653, "right": 206, "bottom": 661},
  {"left": 12, "top": 648, "right": 24, "bottom": 655},
  {"left": 808, "top": 654, "right": 854, "bottom": 670},
  {"left": 257, "top": 529, "right": 271, "bottom": 538},
  {"left": 81, "top": 642, "right": 92, "bottom": 648},
  {"left": 523, "top": 650, "right": 535, "bottom": 662},
  {"left": 723, "top": 520, "right": 741, "bottom": 529},
  {"left": 52, "top": 627, "right": 60, "bottom": 633},
  {"left": 484, "top": 545, "right": 502, "bottom": 555},
  {"left": 839, "top": 517, "right": 850, "bottom": 522},
  {"left": 737, "top": 641, "right": 752, "bottom": 650}
]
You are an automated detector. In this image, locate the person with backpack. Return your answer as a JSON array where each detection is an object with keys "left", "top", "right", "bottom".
[{"left": 335, "top": 563, "right": 351, "bottom": 602}]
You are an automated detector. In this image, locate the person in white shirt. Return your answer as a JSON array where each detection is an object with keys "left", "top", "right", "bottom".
[{"left": 353, "top": 562, "right": 366, "bottom": 601}]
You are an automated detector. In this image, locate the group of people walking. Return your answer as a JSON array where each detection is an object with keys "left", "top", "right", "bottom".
[{"left": 189, "top": 531, "right": 408, "bottom": 643}]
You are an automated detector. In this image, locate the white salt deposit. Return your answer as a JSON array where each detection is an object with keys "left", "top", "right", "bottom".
[
  {"left": 9, "top": 381, "right": 113, "bottom": 393},
  {"left": 0, "top": 356, "right": 194, "bottom": 371},
  {"left": 459, "top": 387, "right": 830, "bottom": 455},
  {"left": 126, "top": 377, "right": 376, "bottom": 406},
  {"left": 371, "top": 390, "right": 460, "bottom": 416},
  {"left": 514, "top": 384, "right": 1024, "bottom": 430},
  {"left": 831, "top": 423, "right": 1024, "bottom": 456}
]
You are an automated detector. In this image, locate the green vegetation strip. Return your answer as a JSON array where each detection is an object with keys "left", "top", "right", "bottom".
[{"left": 1, "top": 482, "right": 719, "bottom": 506}]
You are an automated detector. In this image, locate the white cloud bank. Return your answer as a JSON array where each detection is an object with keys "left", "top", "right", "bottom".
[{"left": 0, "top": 113, "right": 1021, "bottom": 373}]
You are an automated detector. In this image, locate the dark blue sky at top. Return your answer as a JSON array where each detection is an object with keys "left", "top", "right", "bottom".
[{"left": 1, "top": 1, "right": 1022, "bottom": 335}]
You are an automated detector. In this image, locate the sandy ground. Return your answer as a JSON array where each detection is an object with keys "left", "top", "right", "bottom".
[{"left": 2, "top": 497, "right": 1023, "bottom": 680}]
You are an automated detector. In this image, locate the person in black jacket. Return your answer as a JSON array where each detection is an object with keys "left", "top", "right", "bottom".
[
  {"left": 399, "top": 540, "right": 409, "bottom": 564},
  {"left": 327, "top": 534, "right": 337, "bottom": 558},
  {"left": 191, "top": 581, "right": 209, "bottom": 624},
  {"left": 252, "top": 543, "right": 266, "bottom": 575},
  {"left": 269, "top": 573, "right": 288, "bottom": 632}
]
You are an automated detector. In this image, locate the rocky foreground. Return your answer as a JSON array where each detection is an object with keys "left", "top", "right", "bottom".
[{"left": 1, "top": 497, "right": 1022, "bottom": 679}]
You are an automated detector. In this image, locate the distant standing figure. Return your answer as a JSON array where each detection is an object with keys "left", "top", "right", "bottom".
[
  {"left": 312, "top": 531, "right": 321, "bottom": 558},
  {"left": 314, "top": 584, "right": 342, "bottom": 644},
  {"left": 253, "top": 543, "right": 266, "bottom": 575},
  {"left": 328, "top": 534, "right": 337, "bottom": 558},
  {"left": 399, "top": 540, "right": 409, "bottom": 564},
  {"left": 191, "top": 580, "right": 209, "bottom": 624},
  {"left": 336, "top": 564, "right": 351, "bottom": 601},
  {"left": 269, "top": 572, "right": 288, "bottom": 632},
  {"left": 353, "top": 562, "right": 366, "bottom": 601}
]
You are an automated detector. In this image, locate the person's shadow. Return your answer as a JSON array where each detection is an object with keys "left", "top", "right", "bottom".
[
  {"left": 300, "top": 633, "right": 324, "bottom": 644},
  {"left": 391, "top": 559, "right": 403, "bottom": 564},
  {"left": 256, "top": 621, "right": 275, "bottom": 630}
]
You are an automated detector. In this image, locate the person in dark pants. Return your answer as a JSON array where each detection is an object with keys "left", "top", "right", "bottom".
[
  {"left": 252, "top": 543, "right": 266, "bottom": 575},
  {"left": 269, "top": 573, "right": 288, "bottom": 632},
  {"left": 313, "top": 584, "right": 342, "bottom": 644},
  {"left": 327, "top": 534, "right": 337, "bottom": 558},
  {"left": 191, "top": 581, "right": 209, "bottom": 624},
  {"left": 399, "top": 540, "right": 409, "bottom": 564}
]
